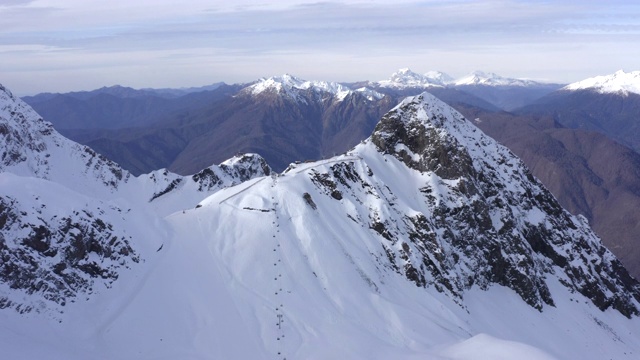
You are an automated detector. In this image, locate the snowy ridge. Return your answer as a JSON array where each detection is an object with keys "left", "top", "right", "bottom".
[
  {"left": 563, "top": 70, "right": 640, "bottom": 95},
  {"left": 0, "top": 83, "right": 129, "bottom": 196},
  {"left": 370, "top": 93, "right": 640, "bottom": 316},
  {"left": 377, "top": 68, "right": 544, "bottom": 89},
  {"left": 1, "top": 80, "right": 270, "bottom": 209},
  {"left": 244, "top": 74, "right": 381, "bottom": 102},
  {"left": 141, "top": 153, "right": 271, "bottom": 217},
  {"left": 377, "top": 68, "right": 449, "bottom": 88},
  {"left": 0, "top": 81, "right": 271, "bottom": 315},
  {"left": 453, "top": 70, "right": 542, "bottom": 87}
]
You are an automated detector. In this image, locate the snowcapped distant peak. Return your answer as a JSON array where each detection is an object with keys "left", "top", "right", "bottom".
[
  {"left": 454, "top": 71, "right": 539, "bottom": 87},
  {"left": 245, "top": 74, "right": 371, "bottom": 102},
  {"left": 378, "top": 68, "right": 448, "bottom": 88},
  {"left": 392, "top": 67, "right": 421, "bottom": 80},
  {"left": 563, "top": 70, "right": 640, "bottom": 95},
  {"left": 424, "top": 70, "right": 455, "bottom": 84},
  {"left": 248, "top": 74, "right": 304, "bottom": 95}
]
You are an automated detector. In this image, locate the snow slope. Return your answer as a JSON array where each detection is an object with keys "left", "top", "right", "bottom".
[
  {"left": 1, "top": 83, "right": 640, "bottom": 359},
  {"left": 563, "top": 70, "right": 640, "bottom": 95}
]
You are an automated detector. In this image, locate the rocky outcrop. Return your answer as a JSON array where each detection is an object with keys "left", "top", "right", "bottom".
[
  {"left": 311, "top": 93, "right": 640, "bottom": 317},
  {"left": 0, "top": 195, "right": 139, "bottom": 314}
]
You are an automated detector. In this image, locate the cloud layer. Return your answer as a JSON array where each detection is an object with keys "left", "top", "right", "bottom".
[{"left": 2, "top": 0, "right": 640, "bottom": 94}]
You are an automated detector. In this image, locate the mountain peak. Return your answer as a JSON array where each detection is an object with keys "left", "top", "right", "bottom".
[
  {"left": 563, "top": 70, "right": 640, "bottom": 95},
  {"left": 247, "top": 74, "right": 305, "bottom": 95},
  {"left": 378, "top": 68, "right": 448, "bottom": 88},
  {"left": 371, "top": 92, "right": 488, "bottom": 177},
  {"left": 424, "top": 70, "right": 455, "bottom": 84},
  {"left": 244, "top": 74, "right": 380, "bottom": 102},
  {"left": 370, "top": 92, "right": 640, "bottom": 316},
  {"left": 454, "top": 71, "right": 540, "bottom": 87}
]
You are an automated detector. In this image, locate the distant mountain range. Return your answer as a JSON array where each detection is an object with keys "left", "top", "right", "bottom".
[
  {"left": 27, "top": 69, "right": 558, "bottom": 176},
  {"left": 353, "top": 68, "right": 564, "bottom": 111}
]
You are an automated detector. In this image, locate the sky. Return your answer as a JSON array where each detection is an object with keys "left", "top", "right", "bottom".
[{"left": 1, "top": 0, "right": 640, "bottom": 95}]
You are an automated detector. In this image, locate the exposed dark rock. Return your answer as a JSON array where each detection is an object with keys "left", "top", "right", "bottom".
[
  {"left": 312, "top": 93, "right": 640, "bottom": 317},
  {"left": 461, "top": 105, "right": 640, "bottom": 281},
  {"left": 302, "top": 193, "right": 317, "bottom": 210},
  {"left": 149, "top": 178, "right": 183, "bottom": 201},
  {"left": 310, "top": 170, "right": 343, "bottom": 200},
  {"left": 0, "top": 196, "right": 139, "bottom": 314}
]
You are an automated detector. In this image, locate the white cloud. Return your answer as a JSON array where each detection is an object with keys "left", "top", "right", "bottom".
[{"left": 1, "top": 0, "right": 640, "bottom": 94}]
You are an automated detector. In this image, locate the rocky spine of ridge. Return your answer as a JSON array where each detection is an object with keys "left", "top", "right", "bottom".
[
  {"left": 149, "top": 153, "right": 272, "bottom": 201},
  {"left": 312, "top": 93, "right": 640, "bottom": 317}
]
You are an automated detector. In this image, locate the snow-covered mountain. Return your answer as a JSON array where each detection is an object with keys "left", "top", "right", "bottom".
[
  {"left": 0, "top": 82, "right": 271, "bottom": 315},
  {"left": 368, "top": 69, "right": 563, "bottom": 111},
  {"left": 521, "top": 70, "right": 640, "bottom": 154},
  {"left": 244, "top": 74, "right": 383, "bottom": 102},
  {"left": 2, "top": 82, "right": 640, "bottom": 359},
  {"left": 376, "top": 68, "right": 451, "bottom": 88},
  {"left": 453, "top": 70, "right": 544, "bottom": 87},
  {"left": 563, "top": 70, "right": 640, "bottom": 95},
  {"left": 375, "top": 69, "right": 546, "bottom": 89}
]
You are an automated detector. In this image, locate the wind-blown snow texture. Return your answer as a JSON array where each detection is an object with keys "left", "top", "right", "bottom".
[
  {"left": 563, "top": 70, "right": 640, "bottom": 95},
  {"left": 2, "top": 83, "right": 640, "bottom": 360}
]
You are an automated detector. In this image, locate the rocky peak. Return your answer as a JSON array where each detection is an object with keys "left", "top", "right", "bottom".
[
  {"left": 371, "top": 92, "right": 476, "bottom": 178},
  {"left": 366, "top": 92, "right": 640, "bottom": 316},
  {"left": 189, "top": 153, "right": 272, "bottom": 193},
  {"left": 146, "top": 153, "right": 272, "bottom": 205},
  {"left": 219, "top": 153, "right": 271, "bottom": 179}
]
